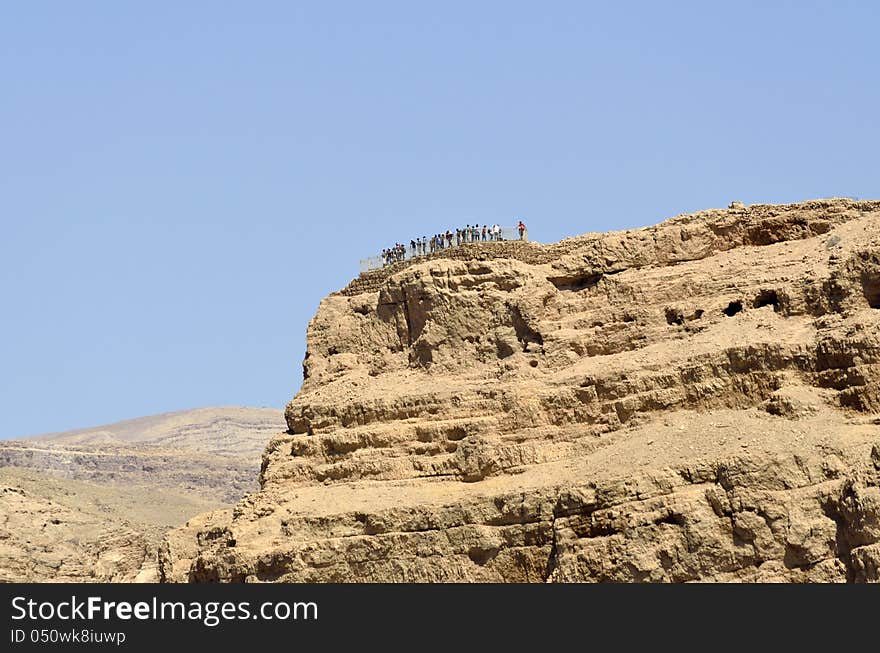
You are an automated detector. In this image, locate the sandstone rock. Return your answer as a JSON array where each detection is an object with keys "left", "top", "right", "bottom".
[{"left": 148, "top": 199, "right": 878, "bottom": 581}]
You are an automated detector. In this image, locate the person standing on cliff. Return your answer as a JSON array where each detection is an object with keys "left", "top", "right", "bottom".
[{"left": 518, "top": 220, "right": 526, "bottom": 240}]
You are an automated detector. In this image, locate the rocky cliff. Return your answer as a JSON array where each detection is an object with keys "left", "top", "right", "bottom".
[{"left": 160, "top": 199, "right": 880, "bottom": 583}]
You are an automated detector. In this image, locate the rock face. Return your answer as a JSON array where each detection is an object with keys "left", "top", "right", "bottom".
[
  {"left": 0, "top": 407, "right": 283, "bottom": 582},
  {"left": 161, "top": 199, "right": 880, "bottom": 583}
]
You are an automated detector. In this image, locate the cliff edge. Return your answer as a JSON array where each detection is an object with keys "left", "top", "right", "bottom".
[{"left": 161, "top": 199, "right": 880, "bottom": 582}]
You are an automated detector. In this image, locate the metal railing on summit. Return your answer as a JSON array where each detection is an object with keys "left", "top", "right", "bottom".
[{"left": 359, "top": 256, "right": 385, "bottom": 273}]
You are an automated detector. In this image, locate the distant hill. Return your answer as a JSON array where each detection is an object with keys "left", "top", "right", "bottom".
[
  {"left": 24, "top": 406, "right": 283, "bottom": 456},
  {"left": 0, "top": 406, "right": 284, "bottom": 582}
]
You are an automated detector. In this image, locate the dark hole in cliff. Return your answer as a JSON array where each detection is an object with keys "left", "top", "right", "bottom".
[
  {"left": 411, "top": 340, "right": 433, "bottom": 366},
  {"left": 302, "top": 351, "right": 310, "bottom": 381},
  {"left": 547, "top": 273, "right": 603, "bottom": 292},
  {"left": 656, "top": 512, "right": 686, "bottom": 528},
  {"left": 327, "top": 346, "right": 339, "bottom": 355},
  {"left": 529, "top": 359, "right": 538, "bottom": 368},
  {"left": 447, "top": 427, "right": 467, "bottom": 441},
  {"left": 665, "top": 308, "right": 685, "bottom": 326},
  {"left": 496, "top": 339, "right": 515, "bottom": 359},
  {"left": 691, "top": 309, "right": 704, "bottom": 320},
  {"left": 746, "top": 217, "right": 828, "bottom": 246},
  {"left": 863, "top": 273, "right": 880, "bottom": 308},
  {"left": 508, "top": 304, "right": 544, "bottom": 351},
  {"left": 467, "top": 546, "right": 500, "bottom": 566},
  {"left": 753, "top": 290, "right": 780, "bottom": 312},
  {"left": 723, "top": 301, "right": 743, "bottom": 317}
]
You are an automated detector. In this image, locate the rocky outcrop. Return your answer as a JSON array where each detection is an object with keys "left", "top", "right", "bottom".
[{"left": 161, "top": 199, "right": 880, "bottom": 583}]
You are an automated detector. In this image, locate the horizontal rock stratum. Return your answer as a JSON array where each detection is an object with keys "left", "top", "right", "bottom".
[{"left": 161, "top": 199, "right": 880, "bottom": 583}]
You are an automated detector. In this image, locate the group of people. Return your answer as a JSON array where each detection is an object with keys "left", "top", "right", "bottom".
[{"left": 379, "top": 221, "right": 527, "bottom": 267}]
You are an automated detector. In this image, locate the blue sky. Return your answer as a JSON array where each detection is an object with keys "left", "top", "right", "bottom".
[{"left": 1, "top": 1, "right": 878, "bottom": 438}]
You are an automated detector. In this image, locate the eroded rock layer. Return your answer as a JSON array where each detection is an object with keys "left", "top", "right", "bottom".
[{"left": 161, "top": 199, "right": 880, "bottom": 582}]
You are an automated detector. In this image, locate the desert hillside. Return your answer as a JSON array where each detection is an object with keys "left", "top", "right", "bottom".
[
  {"left": 160, "top": 199, "right": 880, "bottom": 583},
  {"left": 0, "top": 407, "right": 283, "bottom": 581},
  {"left": 26, "top": 406, "right": 279, "bottom": 451}
]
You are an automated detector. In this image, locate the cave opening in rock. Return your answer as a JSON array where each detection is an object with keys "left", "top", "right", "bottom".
[
  {"left": 723, "top": 301, "right": 743, "bottom": 317},
  {"left": 509, "top": 304, "right": 544, "bottom": 352},
  {"left": 547, "top": 273, "right": 603, "bottom": 292},
  {"left": 665, "top": 307, "right": 685, "bottom": 326},
  {"left": 863, "top": 274, "right": 880, "bottom": 308},
  {"left": 753, "top": 290, "right": 780, "bottom": 312}
]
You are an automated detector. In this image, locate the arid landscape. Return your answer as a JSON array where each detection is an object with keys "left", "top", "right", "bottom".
[
  {"left": 0, "top": 407, "right": 283, "bottom": 581},
  {"left": 4, "top": 198, "right": 880, "bottom": 583}
]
